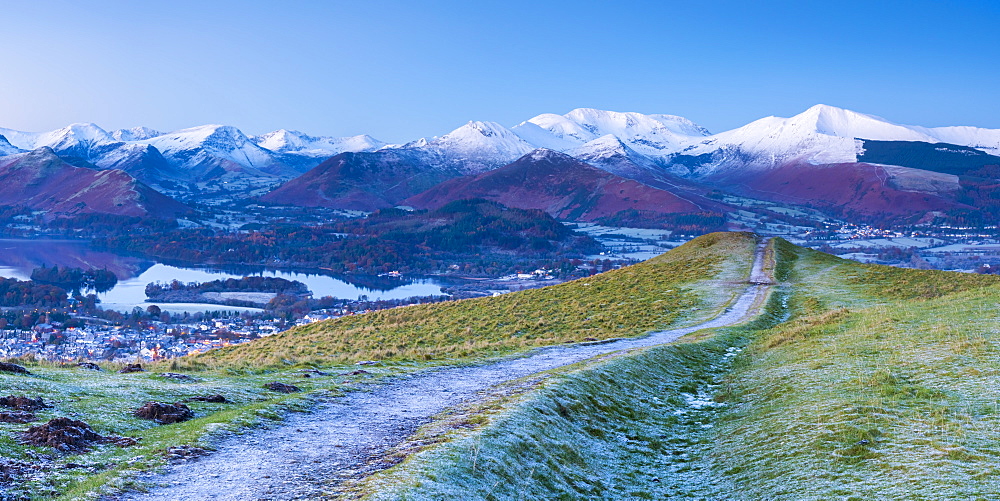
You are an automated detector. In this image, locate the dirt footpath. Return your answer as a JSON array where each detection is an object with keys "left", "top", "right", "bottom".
[{"left": 116, "top": 240, "right": 773, "bottom": 501}]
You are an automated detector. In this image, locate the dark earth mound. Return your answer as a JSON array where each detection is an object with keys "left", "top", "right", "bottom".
[
  {"left": 263, "top": 382, "right": 301, "bottom": 393},
  {"left": 118, "top": 363, "right": 145, "bottom": 373},
  {"left": 21, "top": 417, "right": 137, "bottom": 452},
  {"left": 0, "top": 363, "right": 30, "bottom": 375},
  {"left": 134, "top": 402, "right": 194, "bottom": 424},
  {"left": 0, "top": 411, "right": 36, "bottom": 424},
  {"left": 0, "top": 396, "right": 49, "bottom": 411},
  {"left": 187, "top": 394, "right": 228, "bottom": 403}
]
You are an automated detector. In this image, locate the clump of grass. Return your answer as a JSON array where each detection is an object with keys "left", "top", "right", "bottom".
[{"left": 183, "top": 232, "right": 758, "bottom": 369}]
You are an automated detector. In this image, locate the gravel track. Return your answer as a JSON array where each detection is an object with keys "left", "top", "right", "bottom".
[{"left": 117, "top": 240, "right": 773, "bottom": 501}]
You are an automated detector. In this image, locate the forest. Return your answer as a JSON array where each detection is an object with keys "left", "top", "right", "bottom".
[
  {"left": 0, "top": 277, "right": 67, "bottom": 308},
  {"left": 93, "top": 199, "right": 602, "bottom": 276}
]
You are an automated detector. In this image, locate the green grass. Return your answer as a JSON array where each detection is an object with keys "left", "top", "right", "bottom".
[
  {"left": 351, "top": 330, "right": 757, "bottom": 500},
  {"left": 182, "top": 231, "right": 758, "bottom": 369},
  {"left": 338, "top": 239, "right": 780, "bottom": 500},
  {"left": 346, "top": 286, "right": 788, "bottom": 500},
  {"left": 0, "top": 231, "right": 758, "bottom": 500},
  {"left": 710, "top": 240, "right": 1000, "bottom": 499},
  {"left": 351, "top": 238, "right": 1000, "bottom": 500}
]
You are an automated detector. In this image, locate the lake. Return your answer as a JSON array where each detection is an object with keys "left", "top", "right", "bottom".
[{"left": 0, "top": 239, "right": 448, "bottom": 313}]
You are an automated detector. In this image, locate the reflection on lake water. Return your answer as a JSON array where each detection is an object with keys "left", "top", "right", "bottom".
[{"left": 0, "top": 240, "right": 447, "bottom": 313}]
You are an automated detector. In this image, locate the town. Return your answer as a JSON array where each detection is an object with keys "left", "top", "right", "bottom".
[{"left": 0, "top": 309, "right": 314, "bottom": 362}]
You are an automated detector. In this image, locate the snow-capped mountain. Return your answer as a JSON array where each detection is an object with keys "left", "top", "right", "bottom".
[
  {"left": 513, "top": 108, "right": 711, "bottom": 158},
  {"left": 0, "top": 123, "right": 388, "bottom": 186},
  {"left": 111, "top": 127, "right": 163, "bottom": 142},
  {"left": 566, "top": 134, "right": 666, "bottom": 180},
  {"left": 383, "top": 120, "right": 537, "bottom": 174},
  {"left": 140, "top": 125, "right": 291, "bottom": 180},
  {"left": 92, "top": 143, "right": 182, "bottom": 185},
  {"left": 675, "top": 104, "right": 1000, "bottom": 176},
  {"left": 253, "top": 130, "right": 384, "bottom": 157},
  {"left": 262, "top": 122, "right": 539, "bottom": 210},
  {"left": 4, "top": 104, "right": 1000, "bottom": 216},
  {"left": 0, "top": 122, "right": 118, "bottom": 161}
]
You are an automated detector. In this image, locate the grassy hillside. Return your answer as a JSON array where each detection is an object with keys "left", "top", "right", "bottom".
[
  {"left": 0, "top": 232, "right": 757, "bottom": 500},
  {"left": 352, "top": 238, "right": 1000, "bottom": 500},
  {"left": 348, "top": 313, "right": 781, "bottom": 500},
  {"left": 711, "top": 239, "right": 1000, "bottom": 499},
  {"left": 182, "top": 231, "right": 758, "bottom": 369}
]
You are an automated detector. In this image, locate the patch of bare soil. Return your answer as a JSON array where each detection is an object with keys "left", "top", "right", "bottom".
[
  {"left": 0, "top": 363, "right": 30, "bottom": 375},
  {"left": 0, "top": 396, "right": 49, "bottom": 412},
  {"left": 134, "top": 402, "right": 194, "bottom": 424},
  {"left": 21, "top": 418, "right": 138, "bottom": 452},
  {"left": 0, "top": 411, "right": 36, "bottom": 424},
  {"left": 263, "top": 382, "right": 300, "bottom": 393},
  {"left": 186, "top": 394, "right": 228, "bottom": 403}
]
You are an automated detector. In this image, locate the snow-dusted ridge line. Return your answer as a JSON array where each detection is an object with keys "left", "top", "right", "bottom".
[
  {"left": 0, "top": 123, "right": 387, "bottom": 174},
  {"left": 2, "top": 105, "right": 999, "bottom": 177},
  {"left": 680, "top": 104, "right": 1000, "bottom": 173}
]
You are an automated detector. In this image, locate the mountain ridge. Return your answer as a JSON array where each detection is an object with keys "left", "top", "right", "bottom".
[
  {"left": 0, "top": 147, "right": 190, "bottom": 218},
  {"left": 5, "top": 105, "right": 1000, "bottom": 224}
]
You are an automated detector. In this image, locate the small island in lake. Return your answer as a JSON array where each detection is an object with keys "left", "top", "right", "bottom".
[
  {"left": 144, "top": 276, "right": 311, "bottom": 308},
  {"left": 30, "top": 265, "right": 118, "bottom": 292}
]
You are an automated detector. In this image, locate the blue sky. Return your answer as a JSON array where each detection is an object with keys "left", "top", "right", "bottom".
[{"left": 1, "top": 0, "right": 998, "bottom": 142}]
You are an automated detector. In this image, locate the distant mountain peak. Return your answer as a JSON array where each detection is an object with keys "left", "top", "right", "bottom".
[
  {"left": 513, "top": 107, "right": 710, "bottom": 158},
  {"left": 253, "top": 129, "right": 384, "bottom": 158},
  {"left": 111, "top": 126, "right": 163, "bottom": 142}
]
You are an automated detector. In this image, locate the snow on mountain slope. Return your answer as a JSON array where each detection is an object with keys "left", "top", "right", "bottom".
[
  {"left": 92, "top": 143, "right": 182, "bottom": 185},
  {"left": 432, "top": 121, "right": 535, "bottom": 161},
  {"left": 253, "top": 129, "right": 384, "bottom": 157},
  {"left": 384, "top": 121, "right": 537, "bottom": 174},
  {"left": 111, "top": 127, "right": 163, "bottom": 142},
  {"left": 512, "top": 108, "right": 711, "bottom": 158},
  {"left": 0, "top": 123, "right": 117, "bottom": 160},
  {"left": 1, "top": 104, "right": 997, "bottom": 193},
  {"left": 920, "top": 126, "right": 1000, "bottom": 156},
  {"left": 677, "top": 105, "right": 955, "bottom": 174},
  {"left": 0, "top": 135, "right": 23, "bottom": 156},
  {"left": 140, "top": 125, "right": 286, "bottom": 179},
  {"left": 567, "top": 134, "right": 666, "bottom": 179},
  {"left": 511, "top": 114, "right": 598, "bottom": 150}
]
